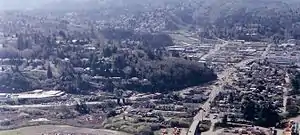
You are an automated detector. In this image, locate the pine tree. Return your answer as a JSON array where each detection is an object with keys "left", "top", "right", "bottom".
[
  {"left": 222, "top": 114, "right": 228, "bottom": 125},
  {"left": 47, "top": 65, "right": 53, "bottom": 78}
]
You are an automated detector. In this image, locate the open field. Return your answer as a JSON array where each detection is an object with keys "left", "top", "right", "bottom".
[{"left": 0, "top": 125, "right": 132, "bottom": 135}]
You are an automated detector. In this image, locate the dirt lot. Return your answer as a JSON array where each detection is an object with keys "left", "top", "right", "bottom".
[{"left": 0, "top": 125, "right": 132, "bottom": 135}]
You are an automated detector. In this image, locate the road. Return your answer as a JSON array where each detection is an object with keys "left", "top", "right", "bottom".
[
  {"left": 187, "top": 59, "right": 255, "bottom": 135},
  {"left": 187, "top": 42, "right": 276, "bottom": 135},
  {"left": 187, "top": 66, "right": 236, "bottom": 135},
  {"left": 187, "top": 40, "right": 230, "bottom": 135},
  {"left": 283, "top": 73, "right": 290, "bottom": 113},
  {"left": 200, "top": 41, "right": 228, "bottom": 61},
  {"left": 0, "top": 101, "right": 104, "bottom": 109}
]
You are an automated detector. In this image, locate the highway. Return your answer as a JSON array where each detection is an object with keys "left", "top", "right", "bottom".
[
  {"left": 187, "top": 58, "right": 255, "bottom": 135},
  {"left": 188, "top": 40, "right": 230, "bottom": 135}
]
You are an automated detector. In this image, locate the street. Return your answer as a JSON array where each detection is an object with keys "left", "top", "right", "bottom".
[{"left": 187, "top": 58, "right": 255, "bottom": 135}]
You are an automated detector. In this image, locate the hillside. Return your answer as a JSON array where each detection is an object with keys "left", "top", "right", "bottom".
[{"left": 29, "top": 0, "right": 300, "bottom": 42}]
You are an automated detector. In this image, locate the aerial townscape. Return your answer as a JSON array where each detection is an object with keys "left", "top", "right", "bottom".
[{"left": 2, "top": 0, "right": 300, "bottom": 135}]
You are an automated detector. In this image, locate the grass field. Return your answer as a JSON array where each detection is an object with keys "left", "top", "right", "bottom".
[{"left": 0, "top": 125, "right": 131, "bottom": 135}]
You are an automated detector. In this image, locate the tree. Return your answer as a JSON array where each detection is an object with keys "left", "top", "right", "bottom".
[
  {"left": 112, "top": 46, "right": 117, "bottom": 53},
  {"left": 292, "top": 74, "right": 300, "bottom": 94},
  {"left": 231, "top": 115, "right": 237, "bottom": 122},
  {"left": 222, "top": 114, "right": 228, "bottom": 125},
  {"left": 47, "top": 65, "right": 53, "bottom": 78},
  {"left": 103, "top": 47, "right": 113, "bottom": 57},
  {"left": 123, "top": 66, "right": 133, "bottom": 79},
  {"left": 59, "top": 30, "right": 67, "bottom": 39},
  {"left": 228, "top": 93, "right": 234, "bottom": 103},
  {"left": 146, "top": 50, "right": 155, "bottom": 60},
  {"left": 137, "top": 126, "right": 154, "bottom": 135},
  {"left": 113, "top": 55, "right": 126, "bottom": 69},
  {"left": 256, "top": 103, "right": 280, "bottom": 127},
  {"left": 242, "top": 99, "right": 256, "bottom": 121},
  {"left": 89, "top": 53, "right": 97, "bottom": 75},
  {"left": 107, "top": 110, "right": 117, "bottom": 118},
  {"left": 287, "top": 104, "right": 299, "bottom": 116},
  {"left": 104, "top": 80, "right": 114, "bottom": 92},
  {"left": 17, "top": 34, "right": 27, "bottom": 50},
  {"left": 171, "top": 51, "right": 180, "bottom": 57},
  {"left": 75, "top": 100, "right": 90, "bottom": 114}
]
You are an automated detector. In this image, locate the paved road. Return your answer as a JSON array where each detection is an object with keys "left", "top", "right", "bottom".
[
  {"left": 187, "top": 67, "right": 234, "bottom": 135},
  {"left": 187, "top": 58, "right": 256, "bottom": 135},
  {"left": 187, "top": 41, "right": 230, "bottom": 135},
  {"left": 187, "top": 42, "right": 275, "bottom": 135},
  {"left": 283, "top": 73, "right": 290, "bottom": 113},
  {"left": 200, "top": 41, "right": 228, "bottom": 61}
]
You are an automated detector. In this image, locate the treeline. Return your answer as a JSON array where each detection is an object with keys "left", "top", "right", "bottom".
[
  {"left": 124, "top": 57, "right": 216, "bottom": 93},
  {"left": 292, "top": 72, "right": 300, "bottom": 94},
  {"left": 83, "top": 44, "right": 216, "bottom": 93},
  {"left": 101, "top": 29, "right": 174, "bottom": 48},
  {"left": 287, "top": 70, "right": 300, "bottom": 117}
]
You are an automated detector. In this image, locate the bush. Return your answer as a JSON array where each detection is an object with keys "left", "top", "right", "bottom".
[
  {"left": 0, "top": 119, "right": 11, "bottom": 126},
  {"left": 169, "top": 118, "right": 191, "bottom": 128},
  {"left": 199, "top": 120, "right": 212, "bottom": 132},
  {"left": 107, "top": 110, "right": 118, "bottom": 118},
  {"left": 136, "top": 126, "right": 154, "bottom": 135}
]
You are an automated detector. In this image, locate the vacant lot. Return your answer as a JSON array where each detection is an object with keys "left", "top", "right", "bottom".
[{"left": 0, "top": 125, "right": 132, "bottom": 135}]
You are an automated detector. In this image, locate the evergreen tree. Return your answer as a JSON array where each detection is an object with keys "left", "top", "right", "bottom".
[
  {"left": 105, "top": 80, "right": 114, "bottom": 92},
  {"left": 242, "top": 99, "right": 256, "bottom": 121},
  {"left": 75, "top": 100, "right": 90, "bottom": 114},
  {"left": 256, "top": 103, "right": 280, "bottom": 127},
  {"left": 47, "top": 65, "right": 53, "bottom": 78},
  {"left": 222, "top": 114, "right": 228, "bottom": 125},
  {"left": 103, "top": 47, "right": 113, "bottom": 57}
]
